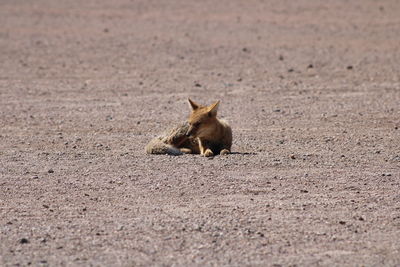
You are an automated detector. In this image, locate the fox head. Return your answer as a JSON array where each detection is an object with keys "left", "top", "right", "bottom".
[{"left": 186, "top": 98, "right": 220, "bottom": 137}]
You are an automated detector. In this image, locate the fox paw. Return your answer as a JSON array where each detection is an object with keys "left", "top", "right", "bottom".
[
  {"left": 203, "top": 149, "right": 214, "bottom": 157},
  {"left": 220, "top": 149, "right": 230, "bottom": 155},
  {"left": 180, "top": 148, "right": 192, "bottom": 154}
]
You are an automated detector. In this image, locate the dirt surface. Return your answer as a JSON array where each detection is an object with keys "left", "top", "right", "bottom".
[{"left": 1, "top": 0, "right": 400, "bottom": 266}]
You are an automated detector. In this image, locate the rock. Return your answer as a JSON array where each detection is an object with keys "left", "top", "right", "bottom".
[{"left": 19, "top": 238, "right": 29, "bottom": 244}]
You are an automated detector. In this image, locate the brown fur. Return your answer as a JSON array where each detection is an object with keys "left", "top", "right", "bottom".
[{"left": 145, "top": 99, "right": 232, "bottom": 156}]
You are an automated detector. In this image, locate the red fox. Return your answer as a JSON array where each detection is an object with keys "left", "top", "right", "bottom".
[{"left": 145, "top": 99, "right": 232, "bottom": 157}]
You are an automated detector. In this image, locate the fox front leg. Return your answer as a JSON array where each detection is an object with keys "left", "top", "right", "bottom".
[
  {"left": 219, "top": 142, "right": 231, "bottom": 155},
  {"left": 220, "top": 136, "right": 232, "bottom": 155},
  {"left": 198, "top": 139, "right": 214, "bottom": 157}
]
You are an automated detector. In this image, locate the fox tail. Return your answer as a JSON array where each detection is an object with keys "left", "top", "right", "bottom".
[{"left": 145, "top": 137, "right": 183, "bottom": 156}]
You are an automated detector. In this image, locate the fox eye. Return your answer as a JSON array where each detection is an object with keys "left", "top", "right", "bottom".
[{"left": 193, "top": 122, "right": 201, "bottom": 127}]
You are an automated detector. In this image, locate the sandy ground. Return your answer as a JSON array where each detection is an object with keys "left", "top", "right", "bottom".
[{"left": 1, "top": 0, "right": 400, "bottom": 266}]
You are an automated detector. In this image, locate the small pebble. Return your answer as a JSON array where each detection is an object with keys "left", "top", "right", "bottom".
[{"left": 19, "top": 238, "right": 29, "bottom": 244}]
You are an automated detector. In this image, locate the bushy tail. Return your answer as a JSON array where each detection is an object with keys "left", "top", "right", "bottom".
[{"left": 145, "top": 137, "right": 183, "bottom": 156}]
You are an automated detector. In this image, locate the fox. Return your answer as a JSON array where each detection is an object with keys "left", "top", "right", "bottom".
[{"left": 145, "top": 99, "right": 232, "bottom": 157}]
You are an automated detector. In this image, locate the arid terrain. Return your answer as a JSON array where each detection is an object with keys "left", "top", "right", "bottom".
[{"left": 1, "top": 0, "right": 399, "bottom": 266}]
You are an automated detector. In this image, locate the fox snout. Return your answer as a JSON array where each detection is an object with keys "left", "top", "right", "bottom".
[{"left": 185, "top": 125, "right": 195, "bottom": 136}]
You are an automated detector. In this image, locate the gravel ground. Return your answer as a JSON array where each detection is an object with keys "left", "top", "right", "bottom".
[{"left": 1, "top": 0, "right": 400, "bottom": 266}]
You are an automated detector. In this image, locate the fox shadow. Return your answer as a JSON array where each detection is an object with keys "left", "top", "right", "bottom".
[{"left": 229, "top": 152, "right": 257, "bottom": 156}]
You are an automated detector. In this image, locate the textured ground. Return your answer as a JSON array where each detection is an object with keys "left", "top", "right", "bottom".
[{"left": 1, "top": 0, "right": 400, "bottom": 266}]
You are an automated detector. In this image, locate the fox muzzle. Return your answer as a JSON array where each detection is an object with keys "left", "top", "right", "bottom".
[{"left": 186, "top": 126, "right": 194, "bottom": 137}]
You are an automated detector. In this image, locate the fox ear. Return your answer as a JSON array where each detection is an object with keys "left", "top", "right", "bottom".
[
  {"left": 208, "top": 100, "right": 220, "bottom": 117},
  {"left": 188, "top": 98, "right": 199, "bottom": 110}
]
